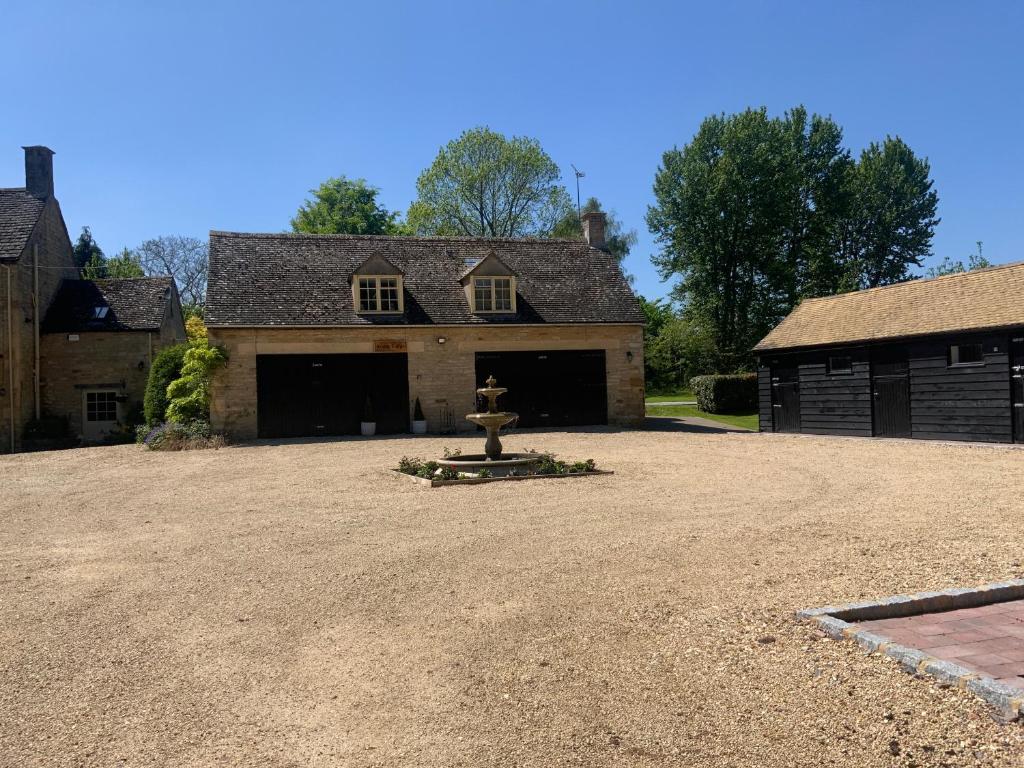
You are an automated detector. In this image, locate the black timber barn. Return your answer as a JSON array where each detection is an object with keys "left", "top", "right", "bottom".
[{"left": 754, "top": 262, "right": 1024, "bottom": 444}]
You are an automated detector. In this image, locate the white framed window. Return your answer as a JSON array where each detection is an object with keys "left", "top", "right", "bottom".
[
  {"left": 948, "top": 343, "right": 984, "bottom": 367},
  {"left": 471, "top": 276, "right": 515, "bottom": 313},
  {"left": 354, "top": 276, "right": 403, "bottom": 314},
  {"left": 85, "top": 391, "right": 118, "bottom": 422},
  {"left": 827, "top": 355, "right": 853, "bottom": 375}
]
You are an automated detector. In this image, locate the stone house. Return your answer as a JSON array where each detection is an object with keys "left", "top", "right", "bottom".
[
  {"left": 204, "top": 213, "right": 645, "bottom": 439},
  {"left": 0, "top": 145, "right": 185, "bottom": 451},
  {"left": 42, "top": 277, "right": 186, "bottom": 442}
]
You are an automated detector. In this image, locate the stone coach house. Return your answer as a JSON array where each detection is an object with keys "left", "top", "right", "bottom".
[
  {"left": 205, "top": 212, "right": 645, "bottom": 439},
  {"left": 0, "top": 145, "right": 185, "bottom": 451}
]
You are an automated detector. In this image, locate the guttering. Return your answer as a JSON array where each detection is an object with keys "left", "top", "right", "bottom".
[
  {"left": 5, "top": 265, "right": 13, "bottom": 453},
  {"left": 33, "top": 243, "right": 40, "bottom": 420}
]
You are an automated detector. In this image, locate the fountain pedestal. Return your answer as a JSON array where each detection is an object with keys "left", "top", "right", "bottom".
[{"left": 436, "top": 375, "right": 544, "bottom": 476}]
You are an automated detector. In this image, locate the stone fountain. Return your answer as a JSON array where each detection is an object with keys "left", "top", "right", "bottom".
[{"left": 436, "top": 375, "right": 543, "bottom": 477}]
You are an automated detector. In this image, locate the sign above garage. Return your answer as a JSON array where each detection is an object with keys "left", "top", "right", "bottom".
[{"left": 373, "top": 340, "right": 407, "bottom": 353}]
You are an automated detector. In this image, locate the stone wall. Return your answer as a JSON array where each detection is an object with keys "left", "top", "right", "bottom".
[
  {"left": 208, "top": 324, "right": 645, "bottom": 440},
  {"left": 40, "top": 332, "right": 154, "bottom": 440},
  {"left": 0, "top": 198, "right": 77, "bottom": 452}
]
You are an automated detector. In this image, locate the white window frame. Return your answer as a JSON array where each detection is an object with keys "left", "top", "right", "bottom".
[
  {"left": 948, "top": 342, "right": 985, "bottom": 368},
  {"left": 470, "top": 276, "right": 516, "bottom": 314},
  {"left": 353, "top": 275, "right": 404, "bottom": 314}
]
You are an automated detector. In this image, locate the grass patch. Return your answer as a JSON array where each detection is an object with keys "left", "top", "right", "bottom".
[
  {"left": 646, "top": 404, "right": 757, "bottom": 431},
  {"left": 645, "top": 391, "right": 695, "bottom": 403}
]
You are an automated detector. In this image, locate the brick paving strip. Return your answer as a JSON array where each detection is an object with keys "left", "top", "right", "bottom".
[{"left": 797, "top": 579, "right": 1024, "bottom": 722}]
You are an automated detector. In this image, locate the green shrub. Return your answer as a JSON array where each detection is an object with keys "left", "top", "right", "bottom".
[
  {"left": 476, "top": 468, "right": 492, "bottom": 478},
  {"left": 568, "top": 459, "right": 597, "bottom": 473},
  {"left": 416, "top": 461, "right": 440, "bottom": 479},
  {"left": 398, "top": 456, "right": 423, "bottom": 475},
  {"left": 534, "top": 454, "right": 569, "bottom": 475},
  {"left": 144, "top": 344, "right": 187, "bottom": 425},
  {"left": 165, "top": 342, "right": 227, "bottom": 424},
  {"left": 437, "top": 465, "right": 459, "bottom": 481},
  {"left": 689, "top": 373, "right": 757, "bottom": 414}
]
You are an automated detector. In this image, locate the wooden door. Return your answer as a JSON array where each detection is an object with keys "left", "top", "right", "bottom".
[
  {"left": 771, "top": 367, "right": 801, "bottom": 433},
  {"left": 1012, "top": 336, "right": 1024, "bottom": 443},
  {"left": 872, "top": 354, "right": 911, "bottom": 438}
]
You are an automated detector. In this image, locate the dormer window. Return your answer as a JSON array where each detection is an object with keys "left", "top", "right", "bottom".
[
  {"left": 472, "top": 276, "right": 514, "bottom": 313},
  {"left": 356, "top": 276, "right": 403, "bottom": 313}
]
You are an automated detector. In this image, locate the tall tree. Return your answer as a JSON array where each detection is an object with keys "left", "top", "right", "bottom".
[
  {"left": 408, "top": 127, "right": 574, "bottom": 237},
  {"left": 134, "top": 235, "right": 208, "bottom": 309},
  {"left": 291, "top": 176, "right": 405, "bottom": 235},
  {"left": 847, "top": 137, "right": 940, "bottom": 287},
  {"left": 647, "top": 106, "right": 940, "bottom": 371},
  {"left": 551, "top": 197, "right": 638, "bottom": 264},
  {"left": 105, "top": 248, "right": 145, "bottom": 278},
  {"left": 72, "top": 226, "right": 104, "bottom": 273}
]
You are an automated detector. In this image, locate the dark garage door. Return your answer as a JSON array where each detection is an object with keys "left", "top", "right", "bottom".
[
  {"left": 257, "top": 354, "right": 409, "bottom": 438},
  {"left": 474, "top": 350, "right": 607, "bottom": 428}
]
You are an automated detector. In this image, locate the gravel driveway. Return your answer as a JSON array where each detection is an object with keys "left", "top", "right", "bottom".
[{"left": 2, "top": 429, "right": 1023, "bottom": 766}]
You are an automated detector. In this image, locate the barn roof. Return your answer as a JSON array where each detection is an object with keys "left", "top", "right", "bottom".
[
  {"left": 754, "top": 261, "right": 1024, "bottom": 352},
  {"left": 43, "top": 277, "right": 177, "bottom": 333},
  {"left": 205, "top": 231, "right": 643, "bottom": 327}
]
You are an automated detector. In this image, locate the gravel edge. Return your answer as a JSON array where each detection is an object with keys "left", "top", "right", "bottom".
[{"left": 796, "top": 580, "right": 1024, "bottom": 722}]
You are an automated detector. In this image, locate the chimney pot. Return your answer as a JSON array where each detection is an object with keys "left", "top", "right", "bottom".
[
  {"left": 581, "top": 210, "right": 607, "bottom": 250},
  {"left": 23, "top": 146, "right": 55, "bottom": 199}
]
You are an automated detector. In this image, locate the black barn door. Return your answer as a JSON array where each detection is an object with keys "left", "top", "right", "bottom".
[
  {"left": 872, "top": 354, "right": 911, "bottom": 438},
  {"left": 474, "top": 350, "right": 607, "bottom": 428},
  {"left": 257, "top": 353, "right": 409, "bottom": 438},
  {"left": 1012, "top": 336, "right": 1024, "bottom": 443},
  {"left": 771, "top": 367, "right": 801, "bottom": 433}
]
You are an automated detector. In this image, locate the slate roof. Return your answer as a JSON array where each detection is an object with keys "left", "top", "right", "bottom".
[
  {"left": 205, "top": 232, "right": 644, "bottom": 327},
  {"left": 754, "top": 261, "right": 1024, "bottom": 352},
  {"left": 43, "top": 277, "right": 176, "bottom": 333},
  {"left": 0, "top": 188, "right": 46, "bottom": 260}
]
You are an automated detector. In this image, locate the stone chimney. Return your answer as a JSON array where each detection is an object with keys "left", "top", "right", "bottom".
[
  {"left": 23, "top": 146, "right": 54, "bottom": 199},
  {"left": 581, "top": 210, "right": 606, "bottom": 250}
]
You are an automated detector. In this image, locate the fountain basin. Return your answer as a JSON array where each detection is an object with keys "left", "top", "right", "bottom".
[{"left": 437, "top": 452, "right": 543, "bottom": 477}]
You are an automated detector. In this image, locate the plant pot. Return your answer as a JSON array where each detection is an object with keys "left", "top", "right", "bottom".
[
  {"left": 411, "top": 419, "right": 427, "bottom": 435},
  {"left": 360, "top": 421, "right": 376, "bottom": 436}
]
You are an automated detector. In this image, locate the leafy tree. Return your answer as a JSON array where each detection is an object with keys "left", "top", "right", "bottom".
[
  {"left": 80, "top": 245, "right": 144, "bottom": 280},
  {"left": 72, "top": 226, "right": 103, "bottom": 273},
  {"left": 640, "top": 297, "right": 718, "bottom": 392},
  {"left": 408, "top": 127, "right": 574, "bottom": 237},
  {"left": 144, "top": 344, "right": 188, "bottom": 425},
  {"left": 134, "top": 235, "right": 208, "bottom": 308},
  {"left": 551, "top": 197, "right": 638, "bottom": 264},
  {"left": 291, "top": 176, "right": 406, "bottom": 235},
  {"left": 925, "top": 241, "right": 991, "bottom": 278},
  {"left": 80, "top": 251, "right": 108, "bottom": 280},
  {"left": 185, "top": 315, "right": 207, "bottom": 343},
  {"left": 847, "top": 137, "right": 940, "bottom": 287},
  {"left": 647, "top": 106, "right": 939, "bottom": 371},
  {"left": 165, "top": 341, "right": 227, "bottom": 424},
  {"left": 105, "top": 248, "right": 145, "bottom": 278}
]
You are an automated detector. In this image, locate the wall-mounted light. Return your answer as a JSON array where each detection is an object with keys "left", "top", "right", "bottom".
[
  {"left": 138, "top": 360, "right": 146, "bottom": 371},
  {"left": 626, "top": 350, "right": 634, "bottom": 363},
  {"left": 437, "top": 336, "right": 447, "bottom": 345}
]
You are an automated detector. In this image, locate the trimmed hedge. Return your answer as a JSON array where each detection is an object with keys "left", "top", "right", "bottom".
[
  {"left": 689, "top": 373, "right": 757, "bottom": 414},
  {"left": 144, "top": 344, "right": 188, "bottom": 426}
]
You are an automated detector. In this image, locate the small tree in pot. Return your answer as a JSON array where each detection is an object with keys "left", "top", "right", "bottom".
[
  {"left": 360, "top": 395, "right": 376, "bottom": 436},
  {"left": 411, "top": 397, "right": 427, "bottom": 434}
]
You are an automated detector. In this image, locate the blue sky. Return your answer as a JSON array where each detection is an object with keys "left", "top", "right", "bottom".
[{"left": 2, "top": 1, "right": 1021, "bottom": 300}]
